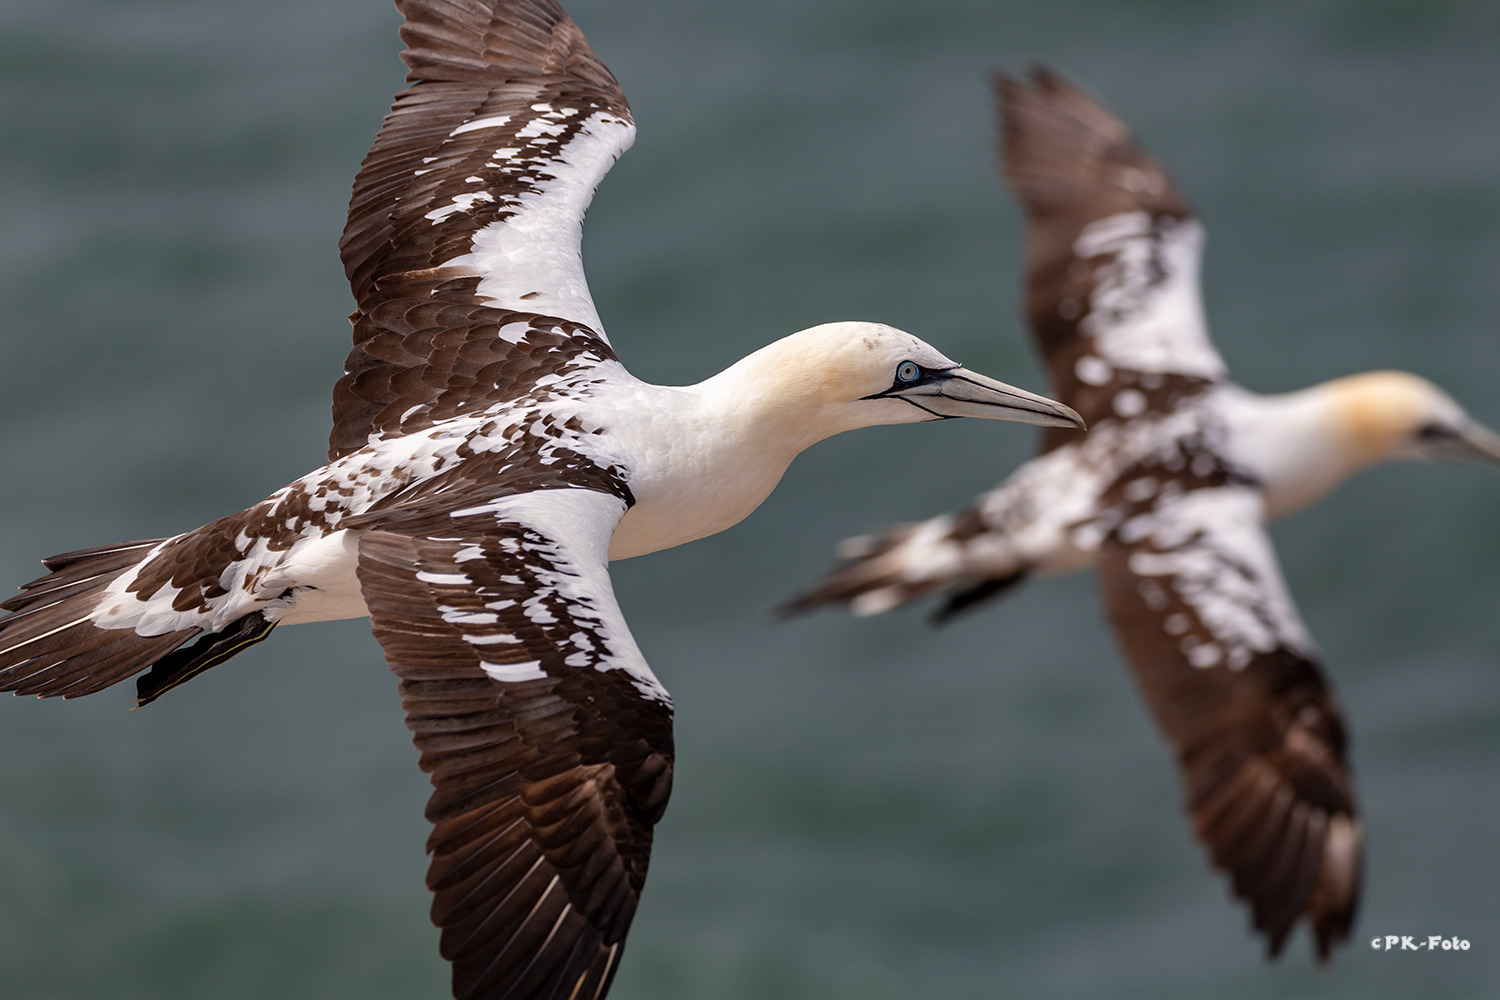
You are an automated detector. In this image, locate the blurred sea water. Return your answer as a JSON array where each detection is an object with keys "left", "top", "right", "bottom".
[{"left": 1, "top": 0, "right": 1498, "bottom": 997}]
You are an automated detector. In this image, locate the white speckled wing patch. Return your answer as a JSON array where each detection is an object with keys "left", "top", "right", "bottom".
[
  {"left": 360, "top": 487, "right": 668, "bottom": 704},
  {"left": 1074, "top": 212, "right": 1226, "bottom": 381},
  {"left": 999, "top": 68, "right": 1226, "bottom": 434},
  {"left": 332, "top": 0, "right": 637, "bottom": 461},
  {"left": 1114, "top": 483, "right": 1314, "bottom": 669},
  {"left": 448, "top": 107, "right": 633, "bottom": 333},
  {"left": 356, "top": 484, "right": 674, "bottom": 1000}
]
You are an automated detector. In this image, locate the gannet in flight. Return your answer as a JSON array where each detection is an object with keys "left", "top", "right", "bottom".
[
  {"left": 780, "top": 67, "right": 1500, "bottom": 962},
  {"left": 0, "top": 8, "right": 1082, "bottom": 1000}
]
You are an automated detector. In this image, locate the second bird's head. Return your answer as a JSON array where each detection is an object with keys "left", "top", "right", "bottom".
[{"left": 1329, "top": 370, "right": 1500, "bottom": 470}]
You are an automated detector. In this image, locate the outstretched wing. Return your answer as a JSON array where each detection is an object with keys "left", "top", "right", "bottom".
[
  {"left": 355, "top": 486, "right": 673, "bottom": 1000},
  {"left": 1095, "top": 446, "right": 1360, "bottom": 960},
  {"left": 998, "top": 67, "right": 1226, "bottom": 444},
  {"left": 333, "top": 0, "right": 635, "bottom": 459}
]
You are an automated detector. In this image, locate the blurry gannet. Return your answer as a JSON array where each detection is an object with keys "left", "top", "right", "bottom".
[
  {"left": 0, "top": 9, "right": 1081, "bottom": 1000},
  {"left": 780, "top": 67, "right": 1500, "bottom": 961}
]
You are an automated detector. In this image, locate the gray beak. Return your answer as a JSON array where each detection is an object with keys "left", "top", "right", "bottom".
[
  {"left": 885, "top": 367, "right": 1085, "bottom": 429},
  {"left": 1425, "top": 419, "right": 1500, "bottom": 469}
]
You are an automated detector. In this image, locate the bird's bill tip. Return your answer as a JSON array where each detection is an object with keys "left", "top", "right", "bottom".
[{"left": 1445, "top": 420, "right": 1500, "bottom": 468}]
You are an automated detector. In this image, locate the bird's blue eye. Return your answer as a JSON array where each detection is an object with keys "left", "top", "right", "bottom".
[{"left": 896, "top": 362, "right": 921, "bottom": 383}]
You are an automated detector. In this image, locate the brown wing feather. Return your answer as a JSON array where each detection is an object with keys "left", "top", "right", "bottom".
[
  {"left": 1095, "top": 445, "right": 1360, "bottom": 960},
  {"left": 996, "top": 67, "right": 1209, "bottom": 448},
  {"left": 332, "top": 0, "right": 632, "bottom": 459},
  {"left": 356, "top": 489, "right": 671, "bottom": 1000},
  {"left": 341, "top": 0, "right": 626, "bottom": 300}
]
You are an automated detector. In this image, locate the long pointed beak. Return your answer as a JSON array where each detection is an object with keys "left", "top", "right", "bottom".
[
  {"left": 890, "top": 367, "right": 1085, "bottom": 429},
  {"left": 1430, "top": 419, "right": 1500, "bottom": 469}
]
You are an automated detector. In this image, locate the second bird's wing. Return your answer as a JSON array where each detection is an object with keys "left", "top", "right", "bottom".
[
  {"left": 1000, "top": 66, "right": 1226, "bottom": 445},
  {"left": 1095, "top": 442, "right": 1360, "bottom": 961}
]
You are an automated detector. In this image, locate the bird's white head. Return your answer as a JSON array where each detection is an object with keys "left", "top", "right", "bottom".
[
  {"left": 711, "top": 321, "right": 1083, "bottom": 447},
  {"left": 1328, "top": 370, "right": 1500, "bottom": 470}
]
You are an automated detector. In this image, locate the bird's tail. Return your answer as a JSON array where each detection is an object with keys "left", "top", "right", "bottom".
[
  {"left": 0, "top": 539, "right": 273, "bottom": 703},
  {"left": 774, "top": 514, "right": 1031, "bottom": 623}
]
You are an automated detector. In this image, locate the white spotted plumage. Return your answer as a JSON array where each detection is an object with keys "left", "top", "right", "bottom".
[
  {"left": 0, "top": 9, "right": 1081, "bottom": 999},
  {"left": 1074, "top": 212, "right": 1225, "bottom": 381},
  {"left": 783, "top": 65, "right": 1500, "bottom": 963}
]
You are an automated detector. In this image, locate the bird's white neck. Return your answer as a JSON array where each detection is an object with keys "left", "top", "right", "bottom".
[
  {"left": 602, "top": 335, "right": 916, "bottom": 560},
  {"left": 1220, "top": 373, "right": 1428, "bottom": 518}
]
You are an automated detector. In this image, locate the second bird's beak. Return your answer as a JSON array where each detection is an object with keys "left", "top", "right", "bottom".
[
  {"left": 883, "top": 367, "right": 1085, "bottom": 429},
  {"left": 1426, "top": 419, "right": 1500, "bottom": 469}
]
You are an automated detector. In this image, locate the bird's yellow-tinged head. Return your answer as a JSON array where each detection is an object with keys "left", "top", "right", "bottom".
[{"left": 1328, "top": 370, "right": 1500, "bottom": 470}]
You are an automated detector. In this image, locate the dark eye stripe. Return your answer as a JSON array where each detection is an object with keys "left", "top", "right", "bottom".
[{"left": 1417, "top": 422, "right": 1457, "bottom": 441}]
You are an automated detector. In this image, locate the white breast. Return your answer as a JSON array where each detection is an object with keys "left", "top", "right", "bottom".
[{"left": 577, "top": 378, "right": 809, "bottom": 561}]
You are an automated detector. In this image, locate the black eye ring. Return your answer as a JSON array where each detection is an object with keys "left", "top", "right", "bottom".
[{"left": 896, "top": 361, "right": 921, "bottom": 383}]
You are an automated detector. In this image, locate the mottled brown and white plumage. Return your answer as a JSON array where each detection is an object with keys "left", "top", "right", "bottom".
[
  {"left": 780, "top": 67, "right": 1500, "bottom": 962},
  {"left": 0, "top": 5, "right": 1081, "bottom": 1000}
]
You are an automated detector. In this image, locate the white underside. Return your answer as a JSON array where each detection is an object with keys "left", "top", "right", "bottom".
[{"left": 258, "top": 531, "right": 369, "bottom": 625}]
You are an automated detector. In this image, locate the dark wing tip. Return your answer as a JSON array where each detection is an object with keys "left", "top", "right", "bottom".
[
  {"left": 993, "top": 62, "right": 1190, "bottom": 220},
  {"left": 1188, "top": 717, "right": 1363, "bottom": 963},
  {"left": 927, "top": 569, "right": 1029, "bottom": 625},
  {"left": 1307, "top": 814, "right": 1363, "bottom": 963},
  {"left": 396, "top": 0, "right": 622, "bottom": 94},
  {"left": 1252, "top": 814, "right": 1362, "bottom": 963}
]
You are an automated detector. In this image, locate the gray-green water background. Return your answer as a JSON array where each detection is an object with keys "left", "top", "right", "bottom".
[{"left": 2, "top": 1, "right": 1498, "bottom": 997}]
